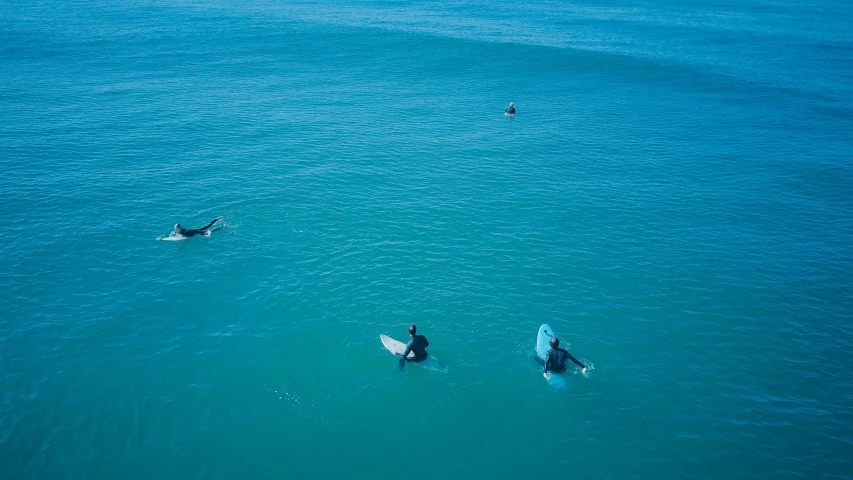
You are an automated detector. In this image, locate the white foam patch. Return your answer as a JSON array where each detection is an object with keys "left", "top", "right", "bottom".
[
  {"left": 157, "top": 230, "right": 216, "bottom": 241},
  {"left": 158, "top": 233, "right": 186, "bottom": 241}
]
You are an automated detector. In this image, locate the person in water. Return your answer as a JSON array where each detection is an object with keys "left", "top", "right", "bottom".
[
  {"left": 398, "top": 323, "right": 429, "bottom": 370},
  {"left": 542, "top": 337, "right": 586, "bottom": 379},
  {"left": 174, "top": 216, "right": 223, "bottom": 237},
  {"left": 504, "top": 102, "right": 516, "bottom": 116}
]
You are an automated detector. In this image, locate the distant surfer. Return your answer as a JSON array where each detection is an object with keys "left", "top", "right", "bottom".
[
  {"left": 504, "top": 102, "right": 516, "bottom": 116},
  {"left": 173, "top": 216, "right": 224, "bottom": 237},
  {"left": 540, "top": 337, "right": 586, "bottom": 379},
  {"left": 398, "top": 324, "right": 429, "bottom": 370}
]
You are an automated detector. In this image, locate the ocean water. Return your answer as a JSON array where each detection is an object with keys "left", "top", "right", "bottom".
[{"left": 1, "top": 0, "right": 852, "bottom": 478}]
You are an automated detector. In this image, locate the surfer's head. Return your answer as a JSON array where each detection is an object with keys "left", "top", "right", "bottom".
[
  {"left": 550, "top": 337, "right": 560, "bottom": 348},
  {"left": 408, "top": 324, "right": 417, "bottom": 336},
  {"left": 509, "top": 102, "right": 514, "bottom": 106},
  {"left": 174, "top": 224, "right": 181, "bottom": 234}
]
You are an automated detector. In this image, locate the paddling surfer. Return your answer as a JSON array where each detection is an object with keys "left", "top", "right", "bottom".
[
  {"left": 173, "top": 216, "right": 224, "bottom": 237},
  {"left": 541, "top": 337, "right": 586, "bottom": 379}
]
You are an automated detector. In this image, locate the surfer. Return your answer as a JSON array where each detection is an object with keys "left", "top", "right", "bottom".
[
  {"left": 174, "top": 216, "right": 224, "bottom": 237},
  {"left": 542, "top": 337, "right": 586, "bottom": 379},
  {"left": 398, "top": 324, "right": 429, "bottom": 370},
  {"left": 504, "top": 102, "right": 516, "bottom": 116}
]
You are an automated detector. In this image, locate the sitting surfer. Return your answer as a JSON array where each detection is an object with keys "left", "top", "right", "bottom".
[
  {"left": 398, "top": 324, "right": 429, "bottom": 370},
  {"left": 173, "top": 216, "right": 224, "bottom": 237},
  {"left": 541, "top": 337, "right": 586, "bottom": 379},
  {"left": 504, "top": 102, "right": 516, "bottom": 116}
]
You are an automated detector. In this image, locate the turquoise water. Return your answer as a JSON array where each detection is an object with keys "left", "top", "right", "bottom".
[{"left": 2, "top": 0, "right": 852, "bottom": 478}]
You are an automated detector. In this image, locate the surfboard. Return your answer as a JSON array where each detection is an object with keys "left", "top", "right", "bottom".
[
  {"left": 380, "top": 334, "right": 446, "bottom": 372},
  {"left": 536, "top": 323, "right": 556, "bottom": 356},
  {"left": 536, "top": 324, "right": 566, "bottom": 388}
]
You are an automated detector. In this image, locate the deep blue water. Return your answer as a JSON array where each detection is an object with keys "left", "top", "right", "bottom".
[{"left": 1, "top": 1, "right": 852, "bottom": 478}]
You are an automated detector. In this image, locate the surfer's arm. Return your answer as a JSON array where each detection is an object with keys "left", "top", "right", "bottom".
[
  {"left": 566, "top": 352, "right": 586, "bottom": 370},
  {"left": 398, "top": 340, "right": 414, "bottom": 368},
  {"left": 199, "top": 217, "right": 222, "bottom": 231},
  {"left": 543, "top": 352, "right": 553, "bottom": 373},
  {"left": 397, "top": 343, "right": 413, "bottom": 369}
]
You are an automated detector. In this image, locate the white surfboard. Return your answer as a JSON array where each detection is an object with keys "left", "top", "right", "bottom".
[
  {"left": 380, "top": 334, "right": 446, "bottom": 372},
  {"left": 536, "top": 324, "right": 566, "bottom": 388}
]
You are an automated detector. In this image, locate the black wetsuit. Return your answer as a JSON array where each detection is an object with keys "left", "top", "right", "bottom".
[
  {"left": 543, "top": 347, "right": 585, "bottom": 374},
  {"left": 179, "top": 227, "right": 207, "bottom": 237},
  {"left": 179, "top": 218, "right": 221, "bottom": 237},
  {"left": 399, "top": 334, "right": 429, "bottom": 368},
  {"left": 505, "top": 105, "right": 516, "bottom": 115}
]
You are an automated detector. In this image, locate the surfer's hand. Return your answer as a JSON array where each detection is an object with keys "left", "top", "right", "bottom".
[
  {"left": 582, "top": 367, "right": 587, "bottom": 375},
  {"left": 543, "top": 373, "right": 550, "bottom": 380}
]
